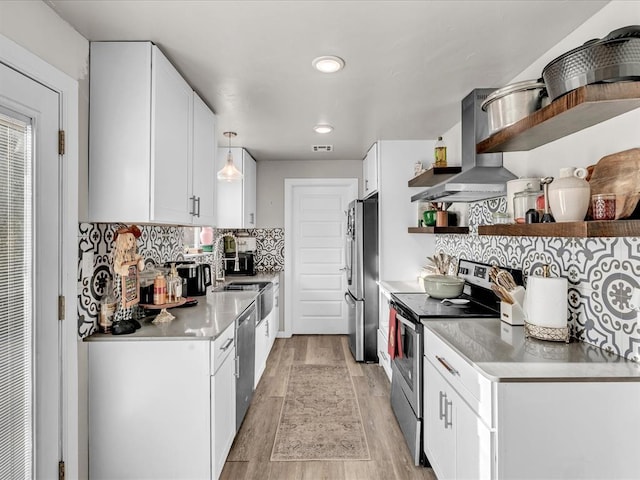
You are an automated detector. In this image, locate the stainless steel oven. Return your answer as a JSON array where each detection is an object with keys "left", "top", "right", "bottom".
[
  {"left": 389, "top": 259, "right": 521, "bottom": 467},
  {"left": 390, "top": 301, "right": 424, "bottom": 466},
  {"left": 390, "top": 306, "right": 423, "bottom": 465}
]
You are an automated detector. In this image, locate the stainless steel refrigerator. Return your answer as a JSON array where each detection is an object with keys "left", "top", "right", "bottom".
[{"left": 344, "top": 197, "right": 379, "bottom": 362}]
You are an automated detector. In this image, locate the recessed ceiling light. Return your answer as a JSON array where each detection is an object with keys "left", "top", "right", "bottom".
[
  {"left": 312, "top": 56, "right": 345, "bottom": 73},
  {"left": 313, "top": 124, "right": 334, "bottom": 134}
]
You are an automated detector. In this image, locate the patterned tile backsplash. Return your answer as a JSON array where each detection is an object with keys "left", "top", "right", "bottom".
[
  {"left": 77, "top": 224, "right": 284, "bottom": 338},
  {"left": 435, "top": 198, "right": 640, "bottom": 362}
]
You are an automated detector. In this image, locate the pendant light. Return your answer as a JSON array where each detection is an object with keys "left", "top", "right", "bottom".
[{"left": 217, "top": 131, "right": 243, "bottom": 182}]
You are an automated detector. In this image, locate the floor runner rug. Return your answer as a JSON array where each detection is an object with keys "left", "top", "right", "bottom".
[{"left": 270, "top": 364, "right": 370, "bottom": 461}]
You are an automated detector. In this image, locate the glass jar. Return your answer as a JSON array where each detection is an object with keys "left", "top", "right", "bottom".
[
  {"left": 434, "top": 136, "right": 447, "bottom": 167},
  {"left": 513, "top": 187, "right": 541, "bottom": 224}
]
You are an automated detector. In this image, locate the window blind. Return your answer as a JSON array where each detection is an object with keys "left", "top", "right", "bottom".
[{"left": 0, "top": 110, "right": 33, "bottom": 479}]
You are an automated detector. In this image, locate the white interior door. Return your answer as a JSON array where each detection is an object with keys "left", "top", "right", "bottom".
[
  {"left": 285, "top": 179, "right": 358, "bottom": 335},
  {"left": 0, "top": 62, "right": 61, "bottom": 478}
]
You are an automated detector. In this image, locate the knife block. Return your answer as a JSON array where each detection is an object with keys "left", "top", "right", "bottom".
[{"left": 500, "top": 301, "right": 525, "bottom": 326}]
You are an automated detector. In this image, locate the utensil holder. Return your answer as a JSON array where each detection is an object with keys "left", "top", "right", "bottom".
[
  {"left": 524, "top": 321, "right": 570, "bottom": 343},
  {"left": 500, "top": 301, "right": 526, "bottom": 326}
]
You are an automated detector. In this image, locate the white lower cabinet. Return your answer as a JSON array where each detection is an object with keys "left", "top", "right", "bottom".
[
  {"left": 255, "top": 316, "right": 269, "bottom": 388},
  {"left": 378, "top": 287, "right": 392, "bottom": 380},
  {"left": 212, "top": 344, "right": 236, "bottom": 479},
  {"left": 424, "top": 358, "right": 492, "bottom": 480},
  {"left": 89, "top": 341, "right": 211, "bottom": 480},
  {"left": 423, "top": 327, "right": 640, "bottom": 480},
  {"left": 269, "top": 284, "right": 280, "bottom": 349},
  {"left": 89, "top": 322, "right": 238, "bottom": 480},
  {"left": 377, "top": 328, "right": 392, "bottom": 379}
]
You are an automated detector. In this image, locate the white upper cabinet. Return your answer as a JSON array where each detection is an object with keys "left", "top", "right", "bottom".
[
  {"left": 362, "top": 142, "right": 379, "bottom": 198},
  {"left": 151, "top": 46, "right": 193, "bottom": 224},
  {"left": 216, "top": 147, "right": 257, "bottom": 228},
  {"left": 89, "top": 41, "right": 217, "bottom": 225},
  {"left": 192, "top": 94, "right": 217, "bottom": 226}
]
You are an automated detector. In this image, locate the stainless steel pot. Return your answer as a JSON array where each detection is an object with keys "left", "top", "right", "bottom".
[
  {"left": 481, "top": 80, "right": 547, "bottom": 135},
  {"left": 542, "top": 25, "right": 640, "bottom": 101}
]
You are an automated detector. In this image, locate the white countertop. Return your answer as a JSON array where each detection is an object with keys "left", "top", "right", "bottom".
[
  {"left": 86, "top": 272, "right": 281, "bottom": 341},
  {"left": 423, "top": 318, "right": 640, "bottom": 382},
  {"left": 86, "top": 291, "right": 257, "bottom": 341},
  {"left": 379, "top": 279, "right": 423, "bottom": 294}
]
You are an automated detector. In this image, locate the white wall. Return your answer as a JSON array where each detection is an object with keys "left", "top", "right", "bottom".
[
  {"left": 256, "top": 159, "right": 363, "bottom": 227},
  {"left": 441, "top": 0, "right": 640, "bottom": 179},
  {"left": 0, "top": 1, "right": 91, "bottom": 221},
  {"left": 379, "top": 140, "right": 438, "bottom": 281},
  {"left": 0, "top": 2, "right": 90, "bottom": 479}
]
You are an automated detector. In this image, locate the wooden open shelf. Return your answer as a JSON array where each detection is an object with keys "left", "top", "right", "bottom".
[
  {"left": 408, "top": 167, "right": 462, "bottom": 187},
  {"left": 478, "top": 220, "right": 640, "bottom": 238},
  {"left": 477, "top": 82, "right": 640, "bottom": 154},
  {"left": 408, "top": 226, "right": 469, "bottom": 234}
]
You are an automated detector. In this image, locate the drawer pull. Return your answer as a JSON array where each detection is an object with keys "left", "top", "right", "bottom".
[
  {"left": 436, "top": 355, "right": 459, "bottom": 376},
  {"left": 220, "top": 337, "right": 234, "bottom": 352}
]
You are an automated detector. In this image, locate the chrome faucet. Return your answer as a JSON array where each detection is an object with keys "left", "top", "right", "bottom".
[{"left": 213, "top": 233, "right": 239, "bottom": 283}]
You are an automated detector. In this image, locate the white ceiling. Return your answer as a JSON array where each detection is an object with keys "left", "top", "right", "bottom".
[{"left": 46, "top": 0, "right": 609, "bottom": 162}]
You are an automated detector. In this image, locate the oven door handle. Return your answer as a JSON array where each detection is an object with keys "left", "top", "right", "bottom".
[{"left": 394, "top": 311, "right": 416, "bottom": 332}]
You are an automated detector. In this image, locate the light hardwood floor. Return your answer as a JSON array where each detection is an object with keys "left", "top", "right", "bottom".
[{"left": 221, "top": 335, "right": 437, "bottom": 480}]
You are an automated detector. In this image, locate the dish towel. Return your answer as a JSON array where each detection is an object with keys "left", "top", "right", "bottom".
[{"left": 388, "top": 307, "right": 403, "bottom": 359}]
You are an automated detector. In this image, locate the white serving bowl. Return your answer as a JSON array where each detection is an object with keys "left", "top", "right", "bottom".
[{"left": 421, "top": 275, "right": 465, "bottom": 299}]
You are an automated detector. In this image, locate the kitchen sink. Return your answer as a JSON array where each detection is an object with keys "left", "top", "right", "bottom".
[{"left": 212, "top": 281, "right": 274, "bottom": 322}]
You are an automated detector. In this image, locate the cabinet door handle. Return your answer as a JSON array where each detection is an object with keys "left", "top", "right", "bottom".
[
  {"left": 365, "top": 179, "right": 369, "bottom": 191},
  {"left": 220, "top": 337, "right": 234, "bottom": 352},
  {"left": 234, "top": 356, "right": 240, "bottom": 378},
  {"left": 265, "top": 322, "right": 270, "bottom": 337},
  {"left": 439, "top": 391, "right": 446, "bottom": 421},
  {"left": 436, "top": 355, "right": 459, "bottom": 376},
  {"left": 195, "top": 196, "right": 201, "bottom": 217},
  {"left": 444, "top": 398, "right": 453, "bottom": 429},
  {"left": 189, "top": 195, "right": 197, "bottom": 216},
  {"left": 249, "top": 213, "right": 255, "bottom": 225}
]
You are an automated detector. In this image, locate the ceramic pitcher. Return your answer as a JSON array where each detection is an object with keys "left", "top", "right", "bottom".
[{"left": 547, "top": 167, "right": 590, "bottom": 222}]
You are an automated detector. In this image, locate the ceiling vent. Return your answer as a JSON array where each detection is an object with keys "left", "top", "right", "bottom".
[{"left": 312, "top": 145, "right": 333, "bottom": 152}]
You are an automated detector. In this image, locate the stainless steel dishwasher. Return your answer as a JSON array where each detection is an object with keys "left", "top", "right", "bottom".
[{"left": 235, "top": 301, "right": 256, "bottom": 431}]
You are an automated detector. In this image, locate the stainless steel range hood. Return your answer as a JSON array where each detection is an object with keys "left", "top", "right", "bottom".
[{"left": 411, "top": 88, "right": 516, "bottom": 203}]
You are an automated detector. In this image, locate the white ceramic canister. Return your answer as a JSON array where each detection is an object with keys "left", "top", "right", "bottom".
[
  {"left": 506, "top": 178, "right": 541, "bottom": 221},
  {"left": 547, "top": 167, "right": 590, "bottom": 222}
]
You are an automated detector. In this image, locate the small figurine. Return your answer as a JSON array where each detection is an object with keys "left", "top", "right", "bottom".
[
  {"left": 113, "top": 225, "right": 145, "bottom": 276},
  {"left": 110, "top": 225, "right": 145, "bottom": 332}
]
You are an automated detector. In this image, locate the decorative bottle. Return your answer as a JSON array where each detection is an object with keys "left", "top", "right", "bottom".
[
  {"left": 153, "top": 273, "right": 167, "bottom": 305},
  {"left": 434, "top": 136, "right": 447, "bottom": 167},
  {"left": 99, "top": 277, "right": 117, "bottom": 333}
]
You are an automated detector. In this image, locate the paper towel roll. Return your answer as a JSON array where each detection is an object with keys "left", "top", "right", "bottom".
[{"left": 524, "top": 276, "right": 568, "bottom": 328}]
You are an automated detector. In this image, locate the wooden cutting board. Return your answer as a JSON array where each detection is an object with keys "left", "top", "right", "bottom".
[{"left": 588, "top": 148, "right": 640, "bottom": 219}]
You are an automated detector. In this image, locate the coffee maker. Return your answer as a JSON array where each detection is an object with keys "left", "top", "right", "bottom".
[{"left": 167, "top": 261, "right": 212, "bottom": 296}]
